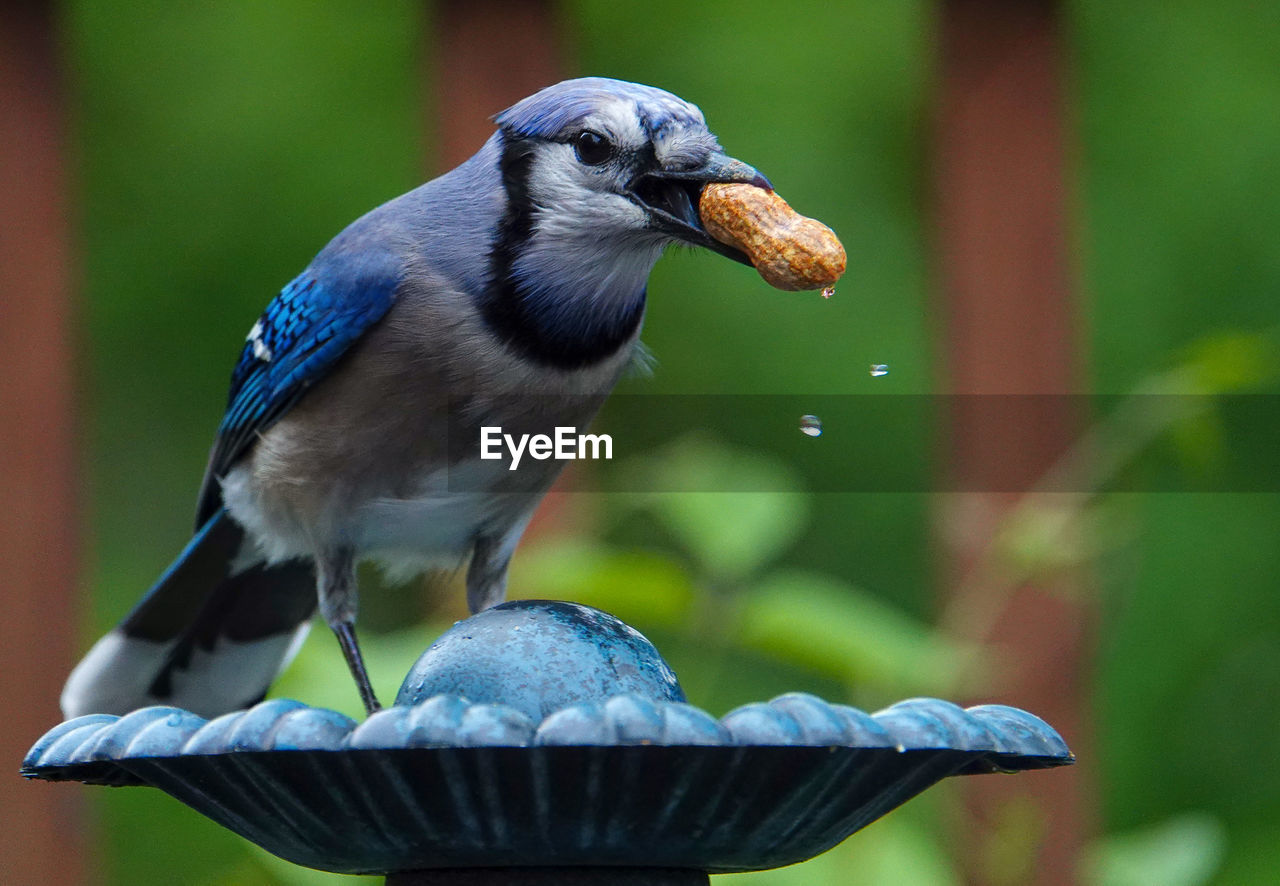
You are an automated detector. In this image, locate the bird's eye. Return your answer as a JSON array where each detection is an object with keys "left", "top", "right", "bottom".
[{"left": 573, "top": 130, "right": 613, "bottom": 166}]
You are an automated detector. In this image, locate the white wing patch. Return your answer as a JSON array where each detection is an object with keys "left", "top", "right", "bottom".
[{"left": 247, "top": 319, "right": 273, "bottom": 362}]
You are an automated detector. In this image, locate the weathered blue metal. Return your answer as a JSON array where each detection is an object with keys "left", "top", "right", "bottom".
[
  {"left": 23, "top": 601, "right": 1073, "bottom": 876},
  {"left": 395, "top": 601, "right": 685, "bottom": 719}
]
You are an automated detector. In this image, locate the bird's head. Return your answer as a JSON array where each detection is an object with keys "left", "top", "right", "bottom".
[
  {"left": 493, "top": 77, "right": 770, "bottom": 270},
  {"left": 470, "top": 78, "right": 769, "bottom": 369}
]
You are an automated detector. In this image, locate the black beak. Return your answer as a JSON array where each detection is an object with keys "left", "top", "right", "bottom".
[{"left": 628, "top": 152, "right": 772, "bottom": 266}]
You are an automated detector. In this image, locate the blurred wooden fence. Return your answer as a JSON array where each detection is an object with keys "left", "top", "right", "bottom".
[{"left": 1, "top": 2, "right": 86, "bottom": 884}]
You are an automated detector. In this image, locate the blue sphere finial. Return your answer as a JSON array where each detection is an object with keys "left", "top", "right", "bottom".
[{"left": 395, "top": 600, "right": 685, "bottom": 720}]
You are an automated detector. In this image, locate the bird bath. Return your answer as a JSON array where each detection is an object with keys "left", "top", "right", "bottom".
[{"left": 24, "top": 600, "right": 1073, "bottom": 884}]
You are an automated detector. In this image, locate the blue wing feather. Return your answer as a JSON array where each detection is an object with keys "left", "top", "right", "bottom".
[{"left": 195, "top": 264, "right": 400, "bottom": 526}]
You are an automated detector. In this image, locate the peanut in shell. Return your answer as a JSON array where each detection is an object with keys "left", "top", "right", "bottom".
[{"left": 699, "top": 183, "right": 846, "bottom": 291}]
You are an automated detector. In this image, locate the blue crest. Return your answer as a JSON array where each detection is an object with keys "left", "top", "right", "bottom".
[{"left": 495, "top": 76, "right": 707, "bottom": 140}]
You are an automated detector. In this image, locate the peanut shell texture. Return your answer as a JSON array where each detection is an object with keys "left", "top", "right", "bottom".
[{"left": 699, "top": 183, "right": 846, "bottom": 291}]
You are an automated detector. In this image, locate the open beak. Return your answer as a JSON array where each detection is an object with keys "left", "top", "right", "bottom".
[{"left": 628, "top": 152, "right": 772, "bottom": 266}]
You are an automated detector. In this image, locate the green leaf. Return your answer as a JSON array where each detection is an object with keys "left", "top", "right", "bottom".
[
  {"left": 627, "top": 435, "right": 809, "bottom": 583},
  {"left": 1178, "top": 330, "right": 1280, "bottom": 394},
  {"left": 1085, "top": 813, "right": 1227, "bottom": 886},
  {"left": 508, "top": 540, "right": 697, "bottom": 628},
  {"left": 716, "top": 810, "right": 958, "bottom": 885},
  {"left": 737, "top": 570, "right": 976, "bottom": 696}
]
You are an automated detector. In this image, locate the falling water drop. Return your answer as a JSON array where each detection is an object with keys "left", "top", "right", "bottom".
[
  {"left": 799, "top": 414, "right": 823, "bottom": 437},
  {"left": 869, "top": 364, "right": 889, "bottom": 378},
  {"left": 820, "top": 287, "right": 835, "bottom": 299}
]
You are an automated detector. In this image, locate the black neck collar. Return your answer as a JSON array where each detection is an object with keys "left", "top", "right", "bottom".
[{"left": 480, "top": 133, "right": 646, "bottom": 371}]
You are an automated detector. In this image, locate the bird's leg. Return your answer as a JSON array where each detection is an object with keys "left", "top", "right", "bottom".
[
  {"left": 466, "top": 535, "right": 511, "bottom": 613},
  {"left": 316, "top": 547, "right": 381, "bottom": 715}
]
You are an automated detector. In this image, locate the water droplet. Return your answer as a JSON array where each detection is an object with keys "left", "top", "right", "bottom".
[
  {"left": 869, "top": 364, "right": 889, "bottom": 377},
  {"left": 820, "top": 287, "right": 835, "bottom": 299},
  {"left": 799, "top": 415, "right": 823, "bottom": 437}
]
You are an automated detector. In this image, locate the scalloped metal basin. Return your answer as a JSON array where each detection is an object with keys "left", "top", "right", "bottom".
[
  {"left": 23, "top": 695, "right": 1072, "bottom": 875},
  {"left": 129, "top": 745, "right": 985, "bottom": 873}
]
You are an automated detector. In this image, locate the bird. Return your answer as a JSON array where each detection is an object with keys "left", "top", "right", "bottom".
[{"left": 61, "top": 77, "right": 771, "bottom": 720}]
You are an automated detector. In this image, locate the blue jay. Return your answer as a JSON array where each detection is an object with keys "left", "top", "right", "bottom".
[{"left": 62, "top": 77, "right": 770, "bottom": 719}]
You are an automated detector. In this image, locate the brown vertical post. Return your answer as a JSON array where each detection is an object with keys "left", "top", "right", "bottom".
[
  {"left": 428, "top": 0, "right": 568, "bottom": 172},
  {"left": 0, "top": 2, "right": 88, "bottom": 884},
  {"left": 934, "top": 0, "right": 1093, "bottom": 884}
]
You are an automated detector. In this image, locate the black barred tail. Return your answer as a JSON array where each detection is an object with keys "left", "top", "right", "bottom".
[{"left": 61, "top": 511, "right": 316, "bottom": 719}]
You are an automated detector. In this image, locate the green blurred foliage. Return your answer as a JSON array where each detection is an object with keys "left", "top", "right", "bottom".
[
  {"left": 1086, "top": 813, "right": 1227, "bottom": 886},
  {"left": 58, "top": 0, "right": 1280, "bottom": 883},
  {"left": 1071, "top": 3, "right": 1280, "bottom": 886}
]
